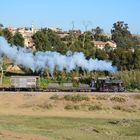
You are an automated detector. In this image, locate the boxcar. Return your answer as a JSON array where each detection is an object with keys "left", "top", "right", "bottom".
[{"left": 10, "top": 76, "right": 40, "bottom": 91}]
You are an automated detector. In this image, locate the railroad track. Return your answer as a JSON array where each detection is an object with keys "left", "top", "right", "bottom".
[{"left": 0, "top": 91, "right": 139, "bottom": 96}]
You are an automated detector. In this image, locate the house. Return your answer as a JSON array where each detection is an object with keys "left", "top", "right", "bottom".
[
  {"left": 49, "top": 27, "right": 62, "bottom": 33},
  {"left": 93, "top": 41, "right": 117, "bottom": 50},
  {"left": 9, "top": 25, "right": 39, "bottom": 48},
  {"left": 106, "top": 41, "right": 117, "bottom": 49},
  {"left": 93, "top": 41, "right": 106, "bottom": 49}
]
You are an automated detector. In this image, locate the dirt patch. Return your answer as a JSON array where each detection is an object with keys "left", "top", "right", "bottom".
[{"left": 0, "top": 130, "right": 49, "bottom": 140}]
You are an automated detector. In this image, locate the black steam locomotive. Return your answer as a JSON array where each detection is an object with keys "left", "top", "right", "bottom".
[{"left": 0, "top": 76, "right": 125, "bottom": 92}]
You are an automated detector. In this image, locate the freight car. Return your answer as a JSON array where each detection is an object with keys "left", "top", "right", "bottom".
[
  {"left": 0, "top": 76, "right": 125, "bottom": 92},
  {"left": 10, "top": 76, "right": 40, "bottom": 91}
]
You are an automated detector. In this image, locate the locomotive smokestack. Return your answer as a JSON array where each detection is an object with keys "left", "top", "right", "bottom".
[{"left": 0, "top": 37, "right": 117, "bottom": 74}]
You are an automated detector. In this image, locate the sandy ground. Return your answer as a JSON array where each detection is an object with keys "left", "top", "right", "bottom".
[
  {"left": 0, "top": 92, "right": 139, "bottom": 118},
  {"left": 0, "top": 130, "right": 49, "bottom": 140},
  {"left": 0, "top": 92, "right": 139, "bottom": 140}
]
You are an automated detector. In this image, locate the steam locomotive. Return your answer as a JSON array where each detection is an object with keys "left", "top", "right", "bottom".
[{"left": 0, "top": 76, "right": 125, "bottom": 92}]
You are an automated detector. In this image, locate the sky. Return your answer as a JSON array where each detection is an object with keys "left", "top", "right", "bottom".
[{"left": 0, "top": 0, "right": 140, "bottom": 33}]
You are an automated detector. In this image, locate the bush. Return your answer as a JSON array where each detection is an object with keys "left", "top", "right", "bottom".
[
  {"left": 2, "top": 76, "right": 10, "bottom": 86},
  {"left": 96, "top": 95, "right": 108, "bottom": 100},
  {"left": 110, "top": 96, "right": 126, "bottom": 103},
  {"left": 64, "top": 105, "right": 80, "bottom": 110},
  {"left": 113, "top": 105, "right": 122, "bottom": 110},
  {"left": 114, "top": 70, "right": 140, "bottom": 90},
  {"left": 64, "top": 105, "right": 74, "bottom": 110},
  {"left": 37, "top": 103, "right": 53, "bottom": 109},
  {"left": 50, "top": 94, "right": 59, "bottom": 100},
  {"left": 73, "top": 105, "right": 80, "bottom": 110},
  {"left": 64, "top": 94, "right": 89, "bottom": 102},
  {"left": 88, "top": 105, "right": 102, "bottom": 111},
  {"left": 133, "top": 94, "right": 140, "bottom": 100},
  {"left": 113, "top": 105, "right": 136, "bottom": 112}
]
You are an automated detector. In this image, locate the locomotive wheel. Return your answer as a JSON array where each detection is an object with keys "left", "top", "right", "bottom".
[{"left": 113, "top": 87, "right": 118, "bottom": 92}]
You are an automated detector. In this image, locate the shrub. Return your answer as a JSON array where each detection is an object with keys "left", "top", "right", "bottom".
[
  {"left": 64, "top": 105, "right": 74, "bottom": 110},
  {"left": 2, "top": 76, "right": 11, "bottom": 86},
  {"left": 113, "top": 105, "right": 136, "bottom": 112},
  {"left": 37, "top": 103, "right": 53, "bottom": 109},
  {"left": 88, "top": 105, "right": 102, "bottom": 111},
  {"left": 64, "top": 95, "right": 72, "bottom": 101},
  {"left": 64, "top": 105, "right": 80, "bottom": 110},
  {"left": 50, "top": 94, "right": 59, "bottom": 100},
  {"left": 96, "top": 95, "right": 108, "bottom": 100},
  {"left": 122, "top": 108, "right": 136, "bottom": 113},
  {"left": 110, "top": 96, "right": 126, "bottom": 103},
  {"left": 114, "top": 70, "right": 140, "bottom": 90},
  {"left": 64, "top": 94, "right": 89, "bottom": 102},
  {"left": 113, "top": 105, "right": 122, "bottom": 110},
  {"left": 73, "top": 105, "right": 80, "bottom": 110},
  {"left": 130, "top": 104, "right": 137, "bottom": 108},
  {"left": 133, "top": 94, "right": 140, "bottom": 100}
]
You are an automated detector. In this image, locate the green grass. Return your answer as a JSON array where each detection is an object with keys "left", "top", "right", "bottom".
[
  {"left": 39, "top": 78, "right": 49, "bottom": 88},
  {"left": 2, "top": 76, "right": 10, "bottom": 86},
  {"left": 0, "top": 115, "right": 139, "bottom": 140}
]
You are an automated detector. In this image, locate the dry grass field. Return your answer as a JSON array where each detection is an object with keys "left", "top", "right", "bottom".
[{"left": 0, "top": 92, "right": 139, "bottom": 140}]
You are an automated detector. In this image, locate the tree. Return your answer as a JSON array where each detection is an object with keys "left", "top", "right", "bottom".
[
  {"left": 133, "top": 48, "right": 140, "bottom": 69},
  {"left": 70, "top": 32, "right": 96, "bottom": 58},
  {"left": 0, "top": 59, "right": 4, "bottom": 85},
  {"left": 78, "top": 31, "right": 93, "bottom": 47},
  {"left": 92, "top": 26, "right": 110, "bottom": 41},
  {"left": 32, "top": 29, "right": 51, "bottom": 51},
  {"left": 0, "top": 30, "right": 2, "bottom": 36},
  {"left": 95, "top": 49, "right": 108, "bottom": 60},
  {"left": 46, "top": 29, "right": 67, "bottom": 53},
  {"left": 32, "top": 28, "right": 67, "bottom": 53},
  {"left": 13, "top": 32, "right": 24, "bottom": 47},
  {"left": 92, "top": 26, "right": 103, "bottom": 37},
  {"left": 82, "top": 32, "right": 95, "bottom": 58},
  {"left": 109, "top": 48, "right": 134, "bottom": 70},
  {"left": 2, "top": 28, "right": 13, "bottom": 44},
  {"left": 104, "top": 43, "right": 113, "bottom": 52},
  {"left": 0, "top": 23, "right": 4, "bottom": 35},
  {"left": 82, "top": 22, "right": 89, "bottom": 48},
  {"left": 0, "top": 23, "right": 3, "bottom": 28},
  {"left": 62, "top": 34, "right": 73, "bottom": 46},
  {"left": 111, "top": 21, "right": 139, "bottom": 48}
]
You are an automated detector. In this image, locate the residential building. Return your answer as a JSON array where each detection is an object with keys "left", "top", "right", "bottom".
[
  {"left": 8, "top": 25, "right": 39, "bottom": 48},
  {"left": 93, "top": 41, "right": 117, "bottom": 49},
  {"left": 49, "top": 27, "right": 62, "bottom": 33}
]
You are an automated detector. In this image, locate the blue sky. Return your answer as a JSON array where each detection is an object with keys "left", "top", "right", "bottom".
[{"left": 0, "top": 0, "right": 140, "bottom": 33}]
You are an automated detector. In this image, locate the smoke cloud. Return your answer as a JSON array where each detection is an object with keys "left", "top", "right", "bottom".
[{"left": 0, "top": 37, "right": 117, "bottom": 74}]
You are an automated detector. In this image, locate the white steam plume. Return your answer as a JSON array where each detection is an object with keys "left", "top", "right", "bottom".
[{"left": 0, "top": 37, "right": 117, "bottom": 74}]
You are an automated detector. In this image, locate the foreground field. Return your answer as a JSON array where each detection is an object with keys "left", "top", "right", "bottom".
[{"left": 0, "top": 92, "right": 139, "bottom": 140}]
